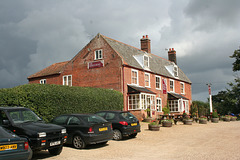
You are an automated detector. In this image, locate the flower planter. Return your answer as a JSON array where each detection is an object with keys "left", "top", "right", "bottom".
[
  {"left": 143, "top": 118, "right": 154, "bottom": 123},
  {"left": 223, "top": 117, "right": 231, "bottom": 122},
  {"left": 183, "top": 120, "right": 193, "bottom": 125},
  {"left": 199, "top": 119, "right": 207, "bottom": 124},
  {"left": 148, "top": 124, "right": 160, "bottom": 131},
  {"left": 231, "top": 117, "right": 237, "bottom": 121},
  {"left": 211, "top": 118, "right": 219, "bottom": 123},
  {"left": 162, "top": 121, "right": 172, "bottom": 127}
]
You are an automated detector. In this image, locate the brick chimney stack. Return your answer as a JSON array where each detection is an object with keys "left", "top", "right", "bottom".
[
  {"left": 168, "top": 48, "right": 177, "bottom": 64},
  {"left": 140, "top": 35, "right": 151, "bottom": 53}
]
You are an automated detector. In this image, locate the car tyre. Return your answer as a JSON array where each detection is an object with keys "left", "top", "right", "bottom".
[
  {"left": 129, "top": 133, "right": 137, "bottom": 138},
  {"left": 48, "top": 145, "right": 63, "bottom": 155},
  {"left": 113, "top": 129, "right": 122, "bottom": 140},
  {"left": 73, "top": 135, "right": 86, "bottom": 149}
]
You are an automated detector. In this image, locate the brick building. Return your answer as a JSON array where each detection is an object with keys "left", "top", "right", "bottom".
[{"left": 28, "top": 33, "right": 192, "bottom": 120}]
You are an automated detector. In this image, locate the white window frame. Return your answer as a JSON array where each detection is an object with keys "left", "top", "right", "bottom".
[
  {"left": 143, "top": 55, "right": 149, "bottom": 68},
  {"left": 155, "top": 76, "right": 161, "bottom": 90},
  {"left": 63, "top": 75, "right": 72, "bottom": 86},
  {"left": 40, "top": 79, "right": 46, "bottom": 84},
  {"left": 131, "top": 69, "right": 139, "bottom": 85},
  {"left": 156, "top": 98, "right": 162, "bottom": 112},
  {"left": 128, "top": 93, "right": 156, "bottom": 111},
  {"left": 173, "top": 65, "right": 178, "bottom": 77},
  {"left": 94, "top": 49, "right": 103, "bottom": 60},
  {"left": 180, "top": 82, "right": 185, "bottom": 94},
  {"left": 169, "top": 99, "right": 189, "bottom": 113},
  {"left": 169, "top": 79, "right": 175, "bottom": 92},
  {"left": 145, "top": 73, "right": 150, "bottom": 88}
]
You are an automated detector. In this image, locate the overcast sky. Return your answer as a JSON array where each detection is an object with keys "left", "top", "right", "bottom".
[{"left": 0, "top": 0, "right": 239, "bottom": 101}]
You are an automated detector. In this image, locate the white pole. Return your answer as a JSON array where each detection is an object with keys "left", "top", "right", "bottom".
[{"left": 209, "top": 94, "right": 213, "bottom": 113}]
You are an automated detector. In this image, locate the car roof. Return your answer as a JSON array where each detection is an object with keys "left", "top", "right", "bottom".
[
  {"left": 96, "top": 110, "right": 129, "bottom": 113},
  {"left": 58, "top": 113, "right": 96, "bottom": 116},
  {"left": 0, "top": 106, "right": 28, "bottom": 110}
]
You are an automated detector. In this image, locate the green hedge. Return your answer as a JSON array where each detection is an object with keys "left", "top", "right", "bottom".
[{"left": 0, "top": 84, "right": 123, "bottom": 122}]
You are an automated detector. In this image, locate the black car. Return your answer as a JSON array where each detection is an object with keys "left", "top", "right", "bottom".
[
  {"left": 51, "top": 114, "right": 113, "bottom": 149},
  {"left": 95, "top": 111, "right": 141, "bottom": 140},
  {"left": 0, "top": 107, "right": 67, "bottom": 156},
  {"left": 0, "top": 126, "right": 32, "bottom": 160}
]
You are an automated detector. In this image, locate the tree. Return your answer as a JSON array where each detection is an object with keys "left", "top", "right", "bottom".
[{"left": 212, "top": 48, "right": 240, "bottom": 115}]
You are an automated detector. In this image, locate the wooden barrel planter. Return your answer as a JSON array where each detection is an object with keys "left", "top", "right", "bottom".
[
  {"left": 148, "top": 124, "right": 160, "bottom": 131},
  {"left": 231, "top": 117, "right": 237, "bottom": 121},
  {"left": 162, "top": 121, "right": 172, "bottom": 127},
  {"left": 183, "top": 120, "right": 193, "bottom": 125},
  {"left": 211, "top": 118, "right": 219, "bottom": 123},
  {"left": 223, "top": 117, "right": 231, "bottom": 122},
  {"left": 199, "top": 119, "right": 207, "bottom": 124}
]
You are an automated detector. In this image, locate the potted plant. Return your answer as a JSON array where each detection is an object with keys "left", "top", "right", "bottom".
[
  {"left": 143, "top": 108, "right": 153, "bottom": 122},
  {"left": 199, "top": 116, "right": 207, "bottom": 124},
  {"left": 231, "top": 116, "right": 237, "bottom": 121},
  {"left": 211, "top": 110, "right": 219, "bottom": 123},
  {"left": 162, "top": 119, "right": 173, "bottom": 127},
  {"left": 183, "top": 115, "right": 193, "bottom": 125},
  {"left": 148, "top": 120, "right": 160, "bottom": 131},
  {"left": 223, "top": 115, "right": 231, "bottom": 122}
]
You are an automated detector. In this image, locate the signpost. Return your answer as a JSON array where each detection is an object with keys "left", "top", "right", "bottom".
[
  {"left": 207, "top": 83, "right": 213, "bottom": 113},
  {"left": 163, "top": 79, "right": 167, "bottom": 94}
]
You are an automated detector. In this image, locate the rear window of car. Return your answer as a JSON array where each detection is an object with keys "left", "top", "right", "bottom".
[
  {"left": 80, "top": 115, "right": 107, "bottom": 124},
  {"left": 0, "top": 127, "right": 17, "bottom": 138},
  {"left": 119, "top": 112, "right": 137, "bottom": 121}
]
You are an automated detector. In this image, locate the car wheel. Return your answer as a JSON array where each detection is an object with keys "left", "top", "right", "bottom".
[
  {"left": 113, "top": 129, "right": 122, "bottom": 140},
  {"left": 48, "top": 145, "right": 63, "bottom": 155},
  {"left": 129, "top": 133, "right": 137, "bottom": 138},
  {"left": 72, "top": 135, "right": 86, "bottom": 149}
]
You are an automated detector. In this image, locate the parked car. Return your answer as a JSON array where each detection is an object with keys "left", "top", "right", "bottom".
[
  {"left": 0, "top": 107, "right": 67, "bottom": 156},
  {"left": 95, "top": 111, "right": 141, "bottom": 140},
  {"left": 51, "top": 114, "right": 113, "bottom": 149},
  {"left": 0, "top": 126, "right": 32, "bottom": 160}
]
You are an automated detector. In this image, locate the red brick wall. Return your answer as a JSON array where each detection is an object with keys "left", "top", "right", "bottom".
[{"left": 28, "top": 74, "right": 62, "bottom": 85}]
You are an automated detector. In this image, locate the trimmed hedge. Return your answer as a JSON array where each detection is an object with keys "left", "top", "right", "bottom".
[{"left": 0, "top": 84, "right": 123, "bottom": 122}]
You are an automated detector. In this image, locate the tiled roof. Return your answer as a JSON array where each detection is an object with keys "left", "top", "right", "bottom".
[
  {"left": 101, "top": 34, "right": 191, "bottom": 83},
  {"left": 28, "top": 61, "right": 69, "bottom": 79}
]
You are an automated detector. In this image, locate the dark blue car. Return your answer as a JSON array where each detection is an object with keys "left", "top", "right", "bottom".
[{"left": 0, "top": 126, "right": 32, "bottom": 160}]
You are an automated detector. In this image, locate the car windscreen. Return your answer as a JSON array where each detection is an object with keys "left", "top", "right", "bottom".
[
  {"left": 80, "top": 115, "right": 107, "bottom": 124},
  {"left": 120, "top": 112, "right": 137, "bottom": 121},
  {"left": 8, "top": 109, "right": 42, "bottom": 124},
  {"left": 0, "top": 127, "right": 17, "bottom": 138}
]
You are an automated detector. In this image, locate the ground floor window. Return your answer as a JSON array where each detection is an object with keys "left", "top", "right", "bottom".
[
  {"left": 63, "top": 75, "right": 72, "bottom": 86},
  {"left": 156, "top": 98, "right": 162, "bottom": 112},
  {"left": 169, "top": 99, "right": 189, "bottom": 113},
  {"left": 128, "top": 93, "right": 156, "bottom": 111}
]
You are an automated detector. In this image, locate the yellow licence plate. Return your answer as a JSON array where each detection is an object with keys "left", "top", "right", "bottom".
[
  {"left": 99, "top": 127, "right": 108, "bottom": 132},
  {"left": 131, "top": 123, "right": 137, "bottom": 126},
  {"left": 0, "top": 144, "right": 17, "bottom": 151}
]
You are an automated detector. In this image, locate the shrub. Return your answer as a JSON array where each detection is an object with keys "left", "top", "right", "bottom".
[
  {"left": 212, "top": 110, "right": 219, "bottom": 118},
  {"left": 0, "top": 84, "right": 123, "bottom": 122}
]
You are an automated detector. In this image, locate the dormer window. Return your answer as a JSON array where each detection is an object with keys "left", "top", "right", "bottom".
[
  {"left": 143, "top": 55, "right": 149, "bottom": 68},
  {"left": 173, "top": 65, "right": 178, "bottom": 77},
  {"left": 95, "top": 49, "right": 103, "bottom": 60}
]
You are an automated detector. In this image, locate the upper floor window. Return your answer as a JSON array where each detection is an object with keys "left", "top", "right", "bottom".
[
  {"left": 143, "top": 55, "right": 149, "bottom": 68},
  {"left": 170, "top": 79, "right": 174, "bottom": 92},
  {"left": 131, "top": 69, "right": 138, "bottom": 85},
  {"left": 173, "top": 65, "right": 178, "bottom": 77},
  {"left": 95, "top": 49, "right": 103, "bottom": 60},
  {"left": 63, "top": 75, "right": 72, "bottom": 86},
  {"left": 155, "top": 76, "right": 161, "bottom": 90},
  {"left": 180, "top": 82, "right": 185, "bottom": 94},
  {"left": 40, "top": 79, "right": 46, "bottom": 84},
  {"left": 145, "top": 73, "right": 150, "bottom": 87}
]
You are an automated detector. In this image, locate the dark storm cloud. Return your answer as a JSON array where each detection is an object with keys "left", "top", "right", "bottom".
[{"left": 0, "top": 0, "right": 239, "bottom": 102}]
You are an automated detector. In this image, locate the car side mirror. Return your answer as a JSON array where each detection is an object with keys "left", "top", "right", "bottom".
[{"left": 3, "top": 119, "right": 10, "bottom": 125}]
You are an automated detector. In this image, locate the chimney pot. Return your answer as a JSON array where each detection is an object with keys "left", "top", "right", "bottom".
[
  {"left": 172, "top": 48, "right": 174, "bottom": 51},
  {"left": 169, "top": 48, "right": 171, "bottom": 51},
  {"left": 140, "top": 35, "right": 151, "bottom": 53},
  {"left": 146, "top": 35, "right": 148, "bottom": 39},
  {"left": 143, "top": 35, "right": 145, "bottom": 39}
]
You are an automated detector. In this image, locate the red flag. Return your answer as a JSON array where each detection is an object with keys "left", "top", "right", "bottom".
[{"left": 163, "top": 79, "right": 167, "bottom": 94}]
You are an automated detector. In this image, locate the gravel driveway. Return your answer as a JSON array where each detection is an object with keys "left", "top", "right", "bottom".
[{"left": 32, "top": 121, "right": 240, "bottom": 160}]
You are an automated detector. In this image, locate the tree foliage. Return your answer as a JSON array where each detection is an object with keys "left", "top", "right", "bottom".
[
  {"left": 191, "top": 101, "right": 209, "bottom": 117},
  {"left": 212, "top": 48, "right": 240, "bottom": 115},
  {"left": 0, "top": 84, "right": 123, "bottom": 122}
]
